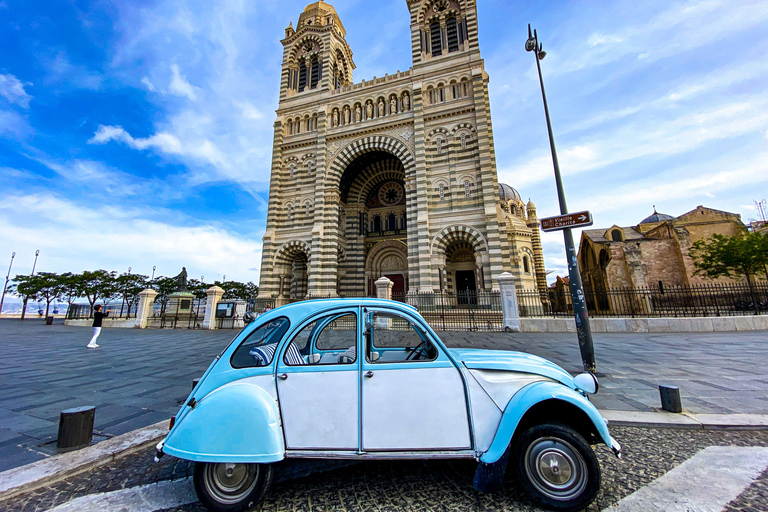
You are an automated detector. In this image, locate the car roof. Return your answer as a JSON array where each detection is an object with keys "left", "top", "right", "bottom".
[{"left": 256, "top": 298, "right": 418, "bottom": 322}]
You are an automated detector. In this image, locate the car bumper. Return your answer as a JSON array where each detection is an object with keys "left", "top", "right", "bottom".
[{"left": 610, "top": 436, "right": 622, "bottom": 459}]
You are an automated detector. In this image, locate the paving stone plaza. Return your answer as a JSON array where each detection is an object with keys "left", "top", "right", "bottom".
[{"left": 1, "top": 318, "right": 767, "bottom": 475}]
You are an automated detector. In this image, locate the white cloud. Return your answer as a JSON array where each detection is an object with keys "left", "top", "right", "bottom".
[
  {"left": 141, "top": 76, "right": 156, "bottom": 91},
  {"left": 47, "top": 51, "right": 103, "bottom": 90},
  {"left": 169, "top": 64, "right": 198, "bottom": 100},
  {"left": 0, "top": 73, "right": 32, "bottom": 108},
  {"left": 0, "top": 192, "right": 263, "bottom": 283},
  {"left": 0, "top": 109, "right": 32, "bottom": 138}
]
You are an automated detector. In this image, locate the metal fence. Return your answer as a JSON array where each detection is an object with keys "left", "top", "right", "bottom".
[
  {"left": 256, "top": 291, "right": 504, "bottom": 331},
  {"left": 66, "top": 303, "right": 139, "bottom": 320},
  {"left": 518, "top": 283, "right": 768, "bottom": 318}
]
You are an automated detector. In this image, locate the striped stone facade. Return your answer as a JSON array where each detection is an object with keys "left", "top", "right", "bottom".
[{"left": 259, "top": 0, "right": 546, "bottom": 303}]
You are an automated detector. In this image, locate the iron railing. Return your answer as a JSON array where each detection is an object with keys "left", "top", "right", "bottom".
[{"left": 518, "top": 283, "right": 768, "bottom": 318}]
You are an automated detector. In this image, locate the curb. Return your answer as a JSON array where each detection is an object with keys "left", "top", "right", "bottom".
[
  {"left": 1, "top": 411, "right": 767, "bottom": 503},
  {"left": 600, "top": 410, "right": 768, "bottom": 430},
  {"left": 0, "top": 420, "right": 169, "bottom": 503}
]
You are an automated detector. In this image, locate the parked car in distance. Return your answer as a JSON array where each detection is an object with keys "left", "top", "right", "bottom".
[{"left": 156, "top": 298, "right": 621, "bottom": 512}]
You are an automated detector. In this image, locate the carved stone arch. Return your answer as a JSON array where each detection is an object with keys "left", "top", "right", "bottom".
[
  {"left": 430, "top": 224, "right": 489, "bottom": 257},
  {"left": 347, "top": 160, "right": 405, "bottom": 207},
  {"left": 365, "top": 240, "right": 408, "bottom": 272},
  {"left": 288, "top": 35, "right": 324, "bottom": 63},
  {"left": 457, "top": 173, "right": 475, "bottom": 186},
  {"left": 273, "top": 240, "right": 311, "bottom": 267},
  {"left": 431, "top": 177, "right": 450, "bottom": 190},
  {"left": 450, "top": 123, "right": 476, "bottom": 135},
  {"left": 327, "top": 135, "right": 416, "bottom": 188},
  {"left": 427, "top": 127, "right": 450, "bottom": 141}
]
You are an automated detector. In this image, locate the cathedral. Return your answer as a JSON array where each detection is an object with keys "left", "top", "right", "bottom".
[{"left": 258, "top": 0, "right": 547, "bottom": 303}]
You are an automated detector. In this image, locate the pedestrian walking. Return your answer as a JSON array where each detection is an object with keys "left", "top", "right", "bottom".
[{"left": 87, "top": 305, "right": 109, "bottom": 348}]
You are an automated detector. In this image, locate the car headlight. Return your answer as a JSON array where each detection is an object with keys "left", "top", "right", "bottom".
[{"left": 574, "top": 372, "right": 599, "bottom": 394}]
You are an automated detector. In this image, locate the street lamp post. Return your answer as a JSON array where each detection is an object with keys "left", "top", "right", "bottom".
[
  {"left": 152, "top": 266, "right": 156, "bottom": 281},
  {"left": 21, "top": 250, "right": 40, "bottom": 322},
  {"left": 526, "top": 25, "right": 596, "bottom": 373},
  {"left": 0, "top": 252, "right": 16, "bottom": 317}
]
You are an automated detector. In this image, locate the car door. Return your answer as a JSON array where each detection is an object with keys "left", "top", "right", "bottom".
[
  {"left": 276, "top": 308, "right": 359, "bottom": 450},
  {"left": 361, "top": 308, "right": 471, "bottom": 451}
]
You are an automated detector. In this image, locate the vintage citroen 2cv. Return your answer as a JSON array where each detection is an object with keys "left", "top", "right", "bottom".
[{"left": 156, "top": 299, "right": 620, "bottom": 511}]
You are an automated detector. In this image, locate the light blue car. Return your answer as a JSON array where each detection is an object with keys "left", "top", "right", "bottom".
[{"left": 156, "top": 299, "right": 621, "bottom": 512}]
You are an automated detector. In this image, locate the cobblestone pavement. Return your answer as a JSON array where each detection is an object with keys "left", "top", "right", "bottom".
[
  {"left": 0, "top": 427, "right": 766, "bottom": 512},
  {"left": 1, "top": 318, "right": 766, "bottom": 473}
]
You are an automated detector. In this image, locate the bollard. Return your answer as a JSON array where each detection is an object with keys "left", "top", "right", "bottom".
[
  {"left": 57, "top": 406, "right": 95, "bottom": 449},
  {"left": 192, "top": 378, "right": 200, "bottom": 391},
  {"left": 659, "top": 385, "right": 683, "bottom": 413}
]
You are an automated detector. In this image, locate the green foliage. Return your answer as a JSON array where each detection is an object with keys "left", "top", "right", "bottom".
[
  {"left": 690, "top": 232, "right": 768, "bottom": 281},
  {"left": 150, "top": 276, "right": 177, "bottom": 309},
  {"left": 186, "top": 279, "right": 209, "bottom": 300},
  {"left": 216, "top": 281, "right": 259, "bottom": 302},
  {"left": 79, "top": 270, "right": 118, "bottom": 309},
  {"left": 116, "top": 273, "right": 149, "bottom": 310},
  {"left": 10, "top": 272, "right": 66, "bottom": 319}
]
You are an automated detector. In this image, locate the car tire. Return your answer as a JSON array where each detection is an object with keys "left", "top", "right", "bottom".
[
  {"left": 514, "top": 423, "right": 600, "bottom": 512},
  {"left": 193, "top": 461, "right": 274, "bottom": 512}
]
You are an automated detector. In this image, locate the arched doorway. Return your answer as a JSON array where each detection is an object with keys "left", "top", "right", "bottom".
[
  {"left": 336, "top": 150, "right": 409, "bottom": 296},
  {"left": 446, "top": 241, "right": 477, "bottom": 305},
  {"left": 274, "top": 241, "right": 311, "bottom": 303}
]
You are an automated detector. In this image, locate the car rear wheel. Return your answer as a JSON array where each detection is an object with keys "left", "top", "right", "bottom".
[
  {"left": 514, "top": 423, "right": 600, "bottom": 511},
  {"left": 193, "top": 462, "right": 273, "bottom": 512}
]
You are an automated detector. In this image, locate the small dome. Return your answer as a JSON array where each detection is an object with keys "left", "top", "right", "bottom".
[
  {"left": 499, "top": 183, "right": 522, "bottom": 203},
  {"left": 303, "top": 1, "right": 337, "bottom": 15},
  {"left": 640, "top": 209, "right": 674, "bottom": 224},
  {"left": 527, "top": 199, "right": 536, "bottom": 209}
]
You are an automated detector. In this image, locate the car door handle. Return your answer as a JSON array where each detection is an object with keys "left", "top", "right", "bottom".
[
  {"left": 278, "top": 373, "right": 288, "bottom": 380},
  {"left": 365, "top": 371, "right": 374, "bottom": 378}
]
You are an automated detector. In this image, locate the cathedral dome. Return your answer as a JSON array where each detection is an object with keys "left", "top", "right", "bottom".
[
  {"left": 499, "top": 183, "right": 522, "bottom": 203},
  {"left": 640, "top": 209, "right": 674, "bottom": 224},
  {"left": 303, "top": 1, "right": 337, "bottom": 15}
]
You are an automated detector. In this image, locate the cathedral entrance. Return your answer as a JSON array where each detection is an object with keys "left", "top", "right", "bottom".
[
  {"left": 336, "top": 150, "right": 409, "bottom": 296},
  {"left": 455, "top": 270, "right": 477, "bottom": 305}
]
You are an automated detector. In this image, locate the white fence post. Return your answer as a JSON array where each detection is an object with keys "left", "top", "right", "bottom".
[
  {"left": 134, "top": 289, "right": 158, "bottom": 329},
  {"left": 498, "top": 272, "right": 521, "bottom": 332},
  {"left": 203, "top": 286, "right": 225, "bottom": 330},
  {"left": 375, "top": 276, "right": 394, "bottom": 301}
]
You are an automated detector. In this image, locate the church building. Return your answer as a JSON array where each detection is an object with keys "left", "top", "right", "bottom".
[{"left": 258, "top": 0, "right": 546, "bottom": 303}]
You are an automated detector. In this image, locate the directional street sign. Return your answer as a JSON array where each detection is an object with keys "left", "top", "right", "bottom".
[{"left": 540, "top": 211, "right": 593, "bottom": 232}]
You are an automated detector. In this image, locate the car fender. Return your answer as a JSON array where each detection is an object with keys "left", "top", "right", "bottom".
[
  {"left": 480, "top": 381, "right": 612, "bottom": 464},
  {"left": 162, "top": 380, "right": 284, "bottom": 463}
]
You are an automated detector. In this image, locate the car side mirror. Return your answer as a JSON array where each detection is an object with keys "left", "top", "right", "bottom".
[
  {"left": 243, "top": 311, "right": 256, "bottom": 324},
  {"left": 364, "top": 312, "right": 373, "bottom": 335},
  {"left": 369, "top": 351, "right": 380, "bottom": 362},
  {"left": 307, "top": 353, "right": 321, "bottom": 365}
]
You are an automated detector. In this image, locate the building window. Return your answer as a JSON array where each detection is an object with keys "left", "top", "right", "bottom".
[
  {"left": 464, "top": 181, "right": 471, "bottom": 197},
  {"left": 523, "top": 256, "right": 530, "bottom": 273},
  {"left": 461, "top": 133, "right": 467, "bottom": 149},
  {"left": 290, "top": 164, "right": 296, "bottom": 178},
  {"left": 306, "top": 203, "right": 311, "bottom": 216},
  {"left": 611, "top": 229, "right": 623, "bottom": 242},
  {"left": 439, "top": 184, "right": 445, "bottom": 201},
  {"left": 310, "top": 57, "right": 320, "bottom": 89},
  {"left": 446, "top": 18, "right": 459, "bottom": 52},
  {"left": 430, "top": 22, "right": 442, "bottom": 56},
  {"left": 401, "top": 212, "right": 407, "bottom": 229},
  {"left": 298, "top": 60, "right": 308, "bottom": 92},
  {"left": 287, "top": 205, "right": 293, "bottom": 219},
  {"left": 373, "top": 215, "right": 381, "bottom": 232},
  {"left": 436, "top": 139, "right": 442, "bottom": 154},
  {"left": 388, "top": 213, "right": 396, "bottom": 231}
]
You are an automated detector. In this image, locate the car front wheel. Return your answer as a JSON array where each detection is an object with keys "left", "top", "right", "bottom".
[
  {"left": 193, "top": 461, "right": 273, "bottom": 512},
  {"left": 514, "top": 423, "right": 600, "bottom": 511}
]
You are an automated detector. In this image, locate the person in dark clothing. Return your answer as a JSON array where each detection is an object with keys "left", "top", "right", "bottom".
[{"left": 87, "top": 305, "right": 109, "bottom": 348}]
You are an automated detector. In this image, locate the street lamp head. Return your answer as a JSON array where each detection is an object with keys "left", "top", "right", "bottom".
[
  {"left": 525, "top": 38, "right": 537, "bottom": 52},
  {"left": 538, "top": 48, "right": 547, "bottom": 60}
]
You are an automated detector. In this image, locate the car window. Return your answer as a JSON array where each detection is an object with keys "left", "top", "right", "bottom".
[
  {"left": 285, "top": 313, "right": 357, "bottom": 366},
  {"left": 230, "top": 317, "right": 290, "bottom": 369},
  {"left": 367, "top": 312, "right": 437, "bottom": 363}
]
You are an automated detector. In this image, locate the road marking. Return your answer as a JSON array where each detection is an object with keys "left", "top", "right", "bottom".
[
  {"left": 603, "top": 446, "right": 768, "bottom": 512},
  {"left": 47, "top": 478, "right": 197, "bottom": 512}
]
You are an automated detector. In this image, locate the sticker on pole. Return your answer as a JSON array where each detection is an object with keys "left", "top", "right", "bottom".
[{"left": 541, "top": 211, "right": 593, "bottom": 232}]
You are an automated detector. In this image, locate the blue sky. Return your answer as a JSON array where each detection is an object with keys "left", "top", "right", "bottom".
[{"left": 1, "top": 0, "right": 767, "bottom": 285}]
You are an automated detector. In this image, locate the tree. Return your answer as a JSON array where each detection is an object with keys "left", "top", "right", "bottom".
[
  {"left": 10, "top": 275, "right": 43, "bottom": 318},
  {"left": 79, "top": 270, "right": 118, "bottom": 314},
  {"left": 187, "top": 279, "right": 210, "bottom": 300},
  {"left": 216, "top": 281, "right": 259, "bottom": 302},
  {"left": 150, "top": 276, "right": 177, "bottom": 315},
  {"left": 60, "top": 272, "right": 84, "bottom": 310},
  {"left": 691, "top": 232, "right": 768, "bottom": 312},
  {"left": 115, "top": 273, "right": 148, "bottom": 318},
  {"left": 33, "top": 273, "right": 66, "bottom": 320}
]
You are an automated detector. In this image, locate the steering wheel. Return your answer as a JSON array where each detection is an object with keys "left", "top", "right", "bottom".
[{"left": 406, "top": 340, "right": 427, "bottom": 361}]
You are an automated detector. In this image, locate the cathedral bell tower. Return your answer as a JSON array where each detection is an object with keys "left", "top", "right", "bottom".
[
  {"left": 406, "top": 0, "right": 481, "bottom": 66},
  {"left": 279, "top": 1, "right": 356, "bottom": 102}
]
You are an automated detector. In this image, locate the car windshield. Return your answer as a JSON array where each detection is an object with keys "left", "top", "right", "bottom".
[{"left": 230, "top": 317, "right": 290, "bottom": 368}]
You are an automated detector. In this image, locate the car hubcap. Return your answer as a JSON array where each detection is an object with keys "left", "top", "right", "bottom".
[
  {"left": 203, "top": 463, "right": 259, "bottom": 505},
  {"left": 524, "top": 437, "right": 587, "bottom": 501}
]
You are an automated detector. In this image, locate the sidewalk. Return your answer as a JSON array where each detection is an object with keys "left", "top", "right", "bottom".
[{"left": 0, "top": 318, "right": 766, "bottom": 474}]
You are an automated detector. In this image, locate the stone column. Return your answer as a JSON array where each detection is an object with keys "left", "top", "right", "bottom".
[
  {"left": 498, "top": 272, "right": 521, "bottom": 332},
  {"left": 375, "top": 276, "right": 394, "bottom": 301},
  {"left": 134, "top": 289, "right": 158, "bottom": 329},
  {"left": 203, "top": 285, "right": 225, "bottom": 330}
]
